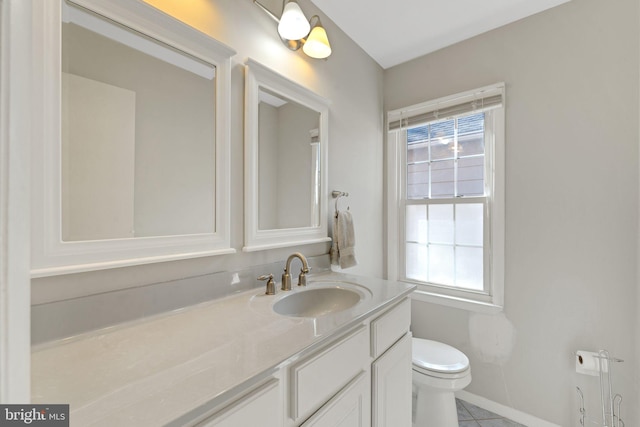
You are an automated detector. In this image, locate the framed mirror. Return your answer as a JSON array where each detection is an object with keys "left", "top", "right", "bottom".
[
  {"left": 243, "top": 59, "right": 331, "bottom": 251},
  {"left": 31, "top": 0, "right": 236, "bottom": 277}
]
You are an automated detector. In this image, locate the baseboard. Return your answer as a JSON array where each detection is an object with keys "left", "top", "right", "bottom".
[{"left": 455, "top": 390, "right": 562, "bottom": 427}]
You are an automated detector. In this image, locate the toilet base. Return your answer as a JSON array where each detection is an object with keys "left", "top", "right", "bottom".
[{"left": 412, "top": 386, "right": 458, "bottom": 427}]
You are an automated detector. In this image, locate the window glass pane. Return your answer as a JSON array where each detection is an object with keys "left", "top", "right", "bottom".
[
  {"left": 428, "top": 245, "right": 454, "bottom": 285},
  {"left": 455, "top": 203, "right": 483, "bottom": 246},
  {"left": 407, "top": 141, "right": 429, "bottom": 163},
  {"left": 455, "top": 246, "right": 483, "bottom": 290},
  {"left": 431, "top": 160, "right": 454, "bottom": 197},
  {"left": 430, "top": 120, "right": 455, "bottom": 161},
  {"left": 458, "top": 134, "right": 484, "bottom": 157},
  {"left": 428, "top": 204, "right": 453, "bottom": 244},
  {"left": 430, "top": 119, "right": 455, "bottom": 142},
  {"left": 457, "top": 113, "right": 484, "bottom": 156},
  {"left": 407, "top": 126, "right": 429, "bottom": 144},
  {"left": 406, "top": 243, "right": 428, "bottom": 282},
  {"left": 407, "top": 162, "right": 429, "bottom": 199},
  {"left": 430, "top": 139, "right": 455, "bottom": 160},
  {"left": 457, "top": 157, "right": 484, "bottom": 196},
  {"left": 406, "top": 205, "right": 427, "bottom": 243}
]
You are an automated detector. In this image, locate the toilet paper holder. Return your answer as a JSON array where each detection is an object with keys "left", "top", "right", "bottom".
[{"left": 575, "top": 349, "right": 624, "bottom": 427}]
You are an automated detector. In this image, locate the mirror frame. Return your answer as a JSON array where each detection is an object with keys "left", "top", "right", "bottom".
[
  {"left": 31, "top": 0, "right": 236, "bottom": 277},
  {"left": 243, "top": 59, "right": 331, "bottom": 252}
]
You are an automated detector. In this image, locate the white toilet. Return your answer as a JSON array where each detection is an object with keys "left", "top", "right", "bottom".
[{"left": 412, "top": 338, "right": 471, "bottom": 427}]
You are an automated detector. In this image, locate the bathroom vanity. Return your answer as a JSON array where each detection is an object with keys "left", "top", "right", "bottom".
[
  {"left": 28, "top": 4, "right": 415, "bottom": 424},
  {"left": 31, "top": 273, "right": 415, "bottom": 426}
]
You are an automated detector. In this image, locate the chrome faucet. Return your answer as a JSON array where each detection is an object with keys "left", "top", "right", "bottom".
[{"left": 281, "top": 252, "right": 309, "bottom": 291}]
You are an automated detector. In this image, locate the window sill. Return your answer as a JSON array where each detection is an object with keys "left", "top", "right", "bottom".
[{"left": 410, "top": 289, "right": 503, "bottom": 313}]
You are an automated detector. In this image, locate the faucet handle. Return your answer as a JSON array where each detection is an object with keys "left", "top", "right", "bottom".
[
  {"left": 298, "top": 268, "right": 308, "bottom": 287},
  {"left": 258, "top": 274, "right": 276, "bottom": 295},
  {"left": 281, "top": 271, "right": 292, "bottom": 291}
]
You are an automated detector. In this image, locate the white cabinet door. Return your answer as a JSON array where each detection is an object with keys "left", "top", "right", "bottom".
[
  {"left": 198, "top": 379, "right": 282, "bottom": 427},
  {"left": 301, "top": 371, "right": 371, "bottom": 427},
  {"left": 372, "top": 332, "right": 412, "bottom": 427}
]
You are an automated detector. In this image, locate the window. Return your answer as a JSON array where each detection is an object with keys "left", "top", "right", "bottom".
[{"left": 386, "top": 84, "right": 505, "bottom": 311}]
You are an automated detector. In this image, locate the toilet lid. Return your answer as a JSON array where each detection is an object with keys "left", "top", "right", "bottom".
[{"left": 412, "top": 338, "right": 469, "bottom": 374}]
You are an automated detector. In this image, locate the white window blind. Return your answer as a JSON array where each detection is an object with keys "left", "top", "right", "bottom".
[{"left": 388, "top": 85, "right": 503, "bottom": 132}]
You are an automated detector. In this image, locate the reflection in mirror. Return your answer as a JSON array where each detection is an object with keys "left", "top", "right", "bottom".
[
  {"left": 244, "top": 58, "right": 330, "bottom": 251},
  {"left": 61, "top": 3, "right": 216, "bottom": 241},
  {"left": 258, "top": 88, "right": 321, "bottom": 230}
]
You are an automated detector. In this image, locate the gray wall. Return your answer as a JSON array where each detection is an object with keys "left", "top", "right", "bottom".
[{"left": 384, "top": 0, "right": 639, "bottom": 425}]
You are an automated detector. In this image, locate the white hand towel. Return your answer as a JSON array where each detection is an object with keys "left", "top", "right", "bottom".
[{"left": 331, "top": 209, "right": 357, "bottom": 269}]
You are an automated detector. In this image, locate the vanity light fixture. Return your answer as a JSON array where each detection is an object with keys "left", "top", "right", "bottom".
[
  {"left": 254, "top": 0, "right": 332, "bottom": 59},
  {"left": 303, "top": 16, "right": 331, "bottom": 59},
  {"left": 278, "top": 0, "right": 310, "bottom": 40}
]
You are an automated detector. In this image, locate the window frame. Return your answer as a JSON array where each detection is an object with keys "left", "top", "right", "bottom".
[{"left": 386, "top": 84, "right": 505, "bottom": 312}]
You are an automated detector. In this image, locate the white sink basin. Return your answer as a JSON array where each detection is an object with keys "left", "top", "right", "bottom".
[{"left": 273, "top": 284, "right": 367, "bottom": 318}]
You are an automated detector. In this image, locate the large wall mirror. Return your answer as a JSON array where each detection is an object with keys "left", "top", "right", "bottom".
[
  {"left": 31, "top": 0, "right": 236, "bottom": 277},
  {"left": 244, "top": 59, "right": 330, "bottom": 251}
]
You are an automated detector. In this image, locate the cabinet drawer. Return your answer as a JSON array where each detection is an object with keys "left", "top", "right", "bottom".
[
  {"left": 291, "top": 326, "right": 369, "bottom": 421},
  {"left": 196, "top": 378, "right": 281, "bottom": 427},
  {"left": 370, "top": 298, "right": 411, "bottom": 358}
]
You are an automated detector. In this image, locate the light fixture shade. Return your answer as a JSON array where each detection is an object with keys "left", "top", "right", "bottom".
[
  {"left": 302, "top": 24, "right": 331, "bottom": 59},
  {"left": 278, "top": 1, "right": 310, "bottom": 41}
]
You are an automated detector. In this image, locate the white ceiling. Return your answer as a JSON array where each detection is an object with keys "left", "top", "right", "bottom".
[{"left": 309, "top": 0, "right": 570, "bottom": 69}]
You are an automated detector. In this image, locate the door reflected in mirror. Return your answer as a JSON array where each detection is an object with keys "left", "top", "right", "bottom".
[
  {"left": 61, "top": 7, "right": 216, "bottom": 241},
  {"left": 258, "top": 88, "right": 321, "bottom": 230}
]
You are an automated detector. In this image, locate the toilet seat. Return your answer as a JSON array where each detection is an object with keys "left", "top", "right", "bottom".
[
  {"left": 413, "top": 364, "right": 470, "bottom": 380},
  {"left": 412, "top": 338, "right": 470, "bottom": 379}
]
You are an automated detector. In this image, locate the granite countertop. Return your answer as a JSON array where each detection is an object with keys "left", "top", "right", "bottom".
[{"left": 31, "top": 272, "right": 415, "bottom": 426}]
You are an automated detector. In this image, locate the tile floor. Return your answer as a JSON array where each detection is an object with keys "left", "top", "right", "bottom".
[{"left": 457, "top": 399, "right": 527, "bottom": 427}]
